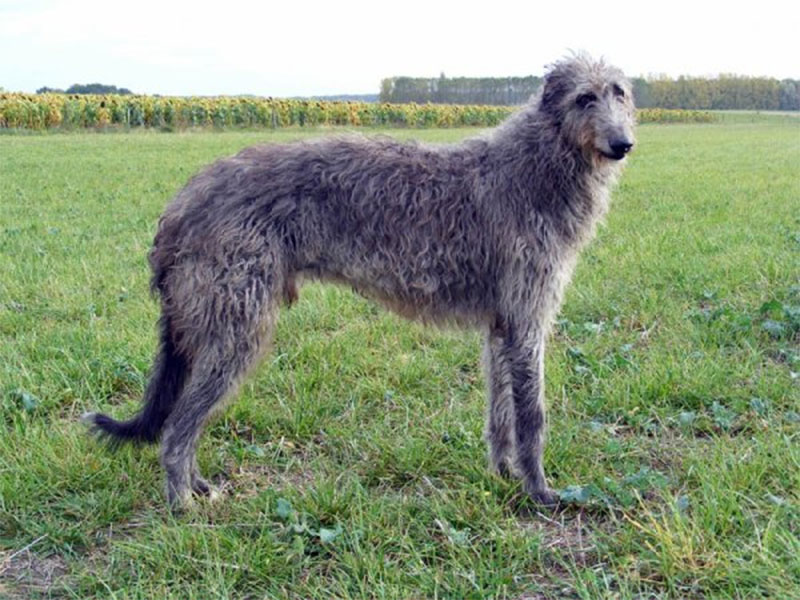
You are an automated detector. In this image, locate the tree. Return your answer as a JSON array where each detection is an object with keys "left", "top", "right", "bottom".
[
  {"left": 36, "top": 86, "right": 65, "bottom": 94},
  {"left": 379, "top": 79, "right": 393, "bottom": 103},
  {"left": 66, "top": 83, "right": 133, "bottom": 94},
  {"left": 780, "top": 80, "right": 800, "bottom": 110},
  {"left": 378, "top": 75, "right": 542, "bottom": 105}
]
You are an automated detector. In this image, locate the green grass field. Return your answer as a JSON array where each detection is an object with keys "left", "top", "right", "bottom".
[{"left": 1, "top": 118, "right": 798, "bottom": 598}]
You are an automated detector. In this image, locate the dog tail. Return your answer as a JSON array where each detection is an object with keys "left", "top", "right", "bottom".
[{"left": 84, "top": 317, "right": 187, "bottom": 447}]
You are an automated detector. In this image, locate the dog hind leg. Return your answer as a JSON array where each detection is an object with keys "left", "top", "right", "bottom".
[
  {"left": 158, "top": 263, "right": 281, "bottom": 510},
  {"left": 484, "top": 329, "right": 515, "bottom": 478}
]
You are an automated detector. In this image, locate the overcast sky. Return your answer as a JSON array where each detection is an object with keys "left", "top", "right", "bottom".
[{"left": 2, "top": 0, "right": 798, "bottom": 97}]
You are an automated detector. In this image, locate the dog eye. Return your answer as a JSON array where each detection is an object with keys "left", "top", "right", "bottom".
[
  {"left": 612, "top": 84, "right": 625, "bottom": 98},
  {"left": 575, "top": 93, "right": 597, "bottom": 108}
]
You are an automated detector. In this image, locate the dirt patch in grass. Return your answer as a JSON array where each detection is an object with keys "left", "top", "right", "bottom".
[
  {"left": 0, "top": 539, "right": 69, "bottom": 599},
  {"left": 515, "top": 510, "right": 600, "bottom": 599},
  {"left": 223, "top": 457, "right": 317, "bottom": 500},
  {"left": 521, "top": 507, "right": 609, "bottom": 560}
]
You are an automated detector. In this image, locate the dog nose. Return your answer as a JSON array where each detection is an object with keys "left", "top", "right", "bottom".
[{"left": 610, "top": 140, "right": 633, "bottom": 156}]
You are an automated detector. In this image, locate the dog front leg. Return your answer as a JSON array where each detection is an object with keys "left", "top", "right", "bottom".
[{"left": 505, "top": 326, "right": 559, "bottom": 506}]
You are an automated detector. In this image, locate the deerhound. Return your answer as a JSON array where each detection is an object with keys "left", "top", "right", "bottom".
[{"left": 85, "top": 54, "right": 635, "bottom": 511}]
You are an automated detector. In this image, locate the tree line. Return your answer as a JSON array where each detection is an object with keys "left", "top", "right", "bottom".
[
  {"left": 632, "top": 76, "right": 800, "bottom": 110},
  {"left": 25, "top": 75, "right": 800, "bottom": 111},
  {"left": 35, "top": 83, "right": 133, "bottom": 95},
  {"left": 380, "top": 74, "right": 800, "bottom": 110},
  {"left": 380, "top": 74, "right": 543, "bottom": 106}
]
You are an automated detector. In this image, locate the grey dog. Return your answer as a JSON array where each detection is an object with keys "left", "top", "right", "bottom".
[{"left": 85, "top": 54, "right": 636, "bottom": 510}]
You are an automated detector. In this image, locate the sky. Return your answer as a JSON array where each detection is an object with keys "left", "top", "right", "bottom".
[{"left": 1, "top": 0, "right": 798, "bottom": 97}]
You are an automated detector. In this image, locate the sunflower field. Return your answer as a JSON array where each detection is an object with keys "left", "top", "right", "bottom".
[{"left": 0, "top": 93, "right": 713, "bottom": 130}]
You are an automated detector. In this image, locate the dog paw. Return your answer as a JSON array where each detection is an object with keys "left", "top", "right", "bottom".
[
  {"left": 166, "top": 483, "right": 195, "bottom": 514},
  {"left": 528, "top": 486, "right": 561, "bottom": 508},
  {"left": 191, "top": 475, "right": 223, "bottom": 503},
  {"left": 490, "top": 458, "right": 513, "bottom": 479},
  {"left": 206, "top": 486, "right": 223, "bottom": 504},
  {"left": 168, "top": 494, "right": 195, "bottom": 515}
]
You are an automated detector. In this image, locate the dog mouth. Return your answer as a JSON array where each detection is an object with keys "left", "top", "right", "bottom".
[
  {"left": 600, "top": 149, "right": 629, "bottom": 161},
  {"left": 599, "top": 140, "right": 634, "bottom": 161}
]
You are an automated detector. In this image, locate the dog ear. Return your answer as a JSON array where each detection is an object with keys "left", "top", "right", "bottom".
[{"left": 540, "top": 65, "right": 570, "bottom": 111}]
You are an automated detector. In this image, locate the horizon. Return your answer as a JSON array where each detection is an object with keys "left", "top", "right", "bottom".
[{"left": 12, "top": 69, "right": 800, "bottom": 100}]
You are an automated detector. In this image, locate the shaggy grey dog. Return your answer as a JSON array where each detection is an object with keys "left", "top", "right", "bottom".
[{"left": 86, "top": 54, "right": 636, "bottom": 511}]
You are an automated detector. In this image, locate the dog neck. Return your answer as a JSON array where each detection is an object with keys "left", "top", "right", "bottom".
[{"left": 484, "top": 116, "right": 620, "bottom": 248}]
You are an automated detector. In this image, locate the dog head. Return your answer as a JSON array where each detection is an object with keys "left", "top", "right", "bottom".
[{"left": 540, "top": 54, "right": 636, "bottom": 163}]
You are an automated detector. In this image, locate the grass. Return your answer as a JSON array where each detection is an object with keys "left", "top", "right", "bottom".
[{"left": 0, "top": 118, "right": 798, "bottom": 598}]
